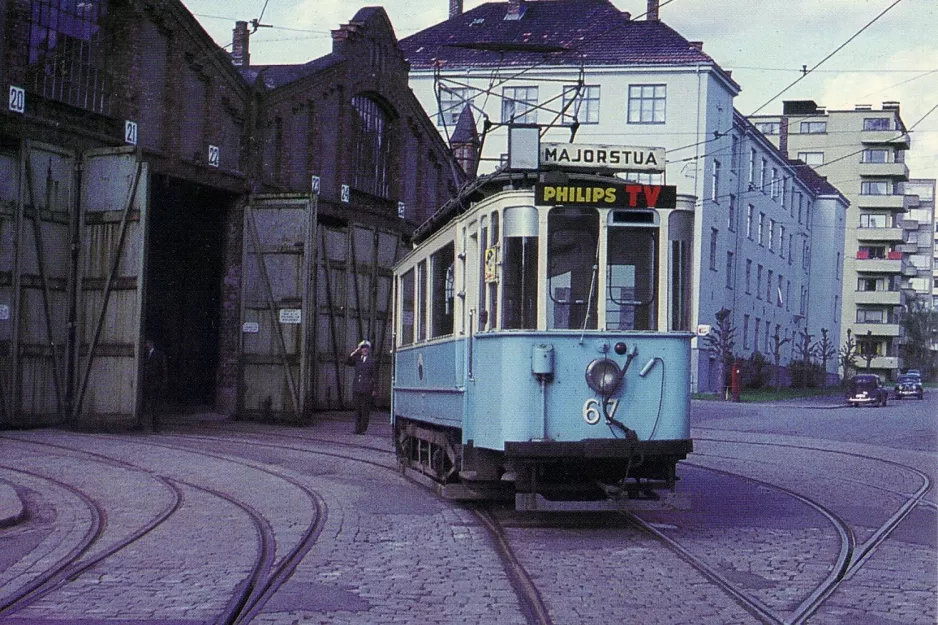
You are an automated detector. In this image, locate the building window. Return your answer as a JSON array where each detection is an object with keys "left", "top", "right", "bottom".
[
  {"left": 861, "top": 149, "right": 890, "bottom": 163},
  {"left": 758, "top": 212, "right": 765, "bottom": 246},
  {"left": 788, "top": 234, "right": 793, "bottom": 264},
  {"left": 860, "top": 213, "right": 891, "bottom": 228},
  {"left": 26, "top": 0, "right": 112, "bottom": 114},
  {"left": 798, "top": 152, "right": 824, "bottom": 165},
  {"left": 726, "top": 251, "right": 734, "bottom": 288},
  {"left": 760, "top": 158, "right": 767, "bottom": 192},
  {"left": 797, "top": 194, "right": 804, "bottom": 224},
  {"left": 746, "top": 204, "right": 754, "bottom": 239},
  {"left": 856, "top": 308, "right": 886, "bottom": 323},
  {"left": 627, "top": 84, "right": 666, "bottom": 124},
  {"left": 745, "top": 259, "right": 752, "bottom": 293},
  {"left": 728, "top": 194, "right": 736, "bottom": 231},
  {"left": 561, "top": 85, "right": 600, "bottom": 124},
  {"left": 711, "top": 160, "right": 721, "bottom": 202},
  {"left": 800, "top": 121, "right": 827, "bottom": 134},
  {"left": 352, "top": 95, "right": 391, "bottom": 198},
  {"left": 767, "top": 269, "right": 773, "bottom": 302},
  {"left": 771, "top": 168, "right": 779, "bottom": 199},
  {"left": 756, "top": 122, "right": 780, "bottom": 135},
  {"left": 769, "top": 219, "right": 776, "bottom": 252},
  {"left": 779, "top": 225, "right": 786, "bottom": 258},
  {"left": 502, "top": 86, "right": 538, "bottom": 123},
  {"left": 749, "top": 149, "right": 757, "bottom": 186},
  {"left": 777, "top": 275, "right": 783, "bottom": 307},
  {"left": 860, "top": 180, "right": 892, "bottom": 195},
  {"left": 743, "top": 315, "right": 750, "bottom": 349},
  {"left": 731, "top": 136, "right": 740, "bottom": 173},
  {"left": 835, "top": 253, "right": 841, "bottom": 279},
  {"left": 754, "top": 318, "right": 761, "bottom": 351},
  {"left": 438, "top": 86, "right": 472, "bottom": 126},
  {"left": 863, "top": 117, "right": 891, "bottom": 131},
  {"left": 756, "top": 264, "right": 763, "bottom": 299},
  {"left": 709, "top": 228, "right": 718, "bottom": 270}
]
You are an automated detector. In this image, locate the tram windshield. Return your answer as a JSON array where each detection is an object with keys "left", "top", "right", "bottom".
[
  {"left": 547, "top": 208, "right": 599, "bottom": 330},
  {"left": 606, "top": 219, "right": 657, "bottom": 330}
]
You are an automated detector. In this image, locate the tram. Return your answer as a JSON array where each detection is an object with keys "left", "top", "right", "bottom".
[{"left": 391, "top": 143, "right": 695, "bottom": 511}]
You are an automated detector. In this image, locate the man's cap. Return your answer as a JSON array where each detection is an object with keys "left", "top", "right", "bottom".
[{"left": 358, "top": 340, "right": 372, "bottom": 349}]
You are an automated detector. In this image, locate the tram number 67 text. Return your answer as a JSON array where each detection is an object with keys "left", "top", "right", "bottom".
[{"left": 582, "top": 398, "right": 619, "bottom": 425}]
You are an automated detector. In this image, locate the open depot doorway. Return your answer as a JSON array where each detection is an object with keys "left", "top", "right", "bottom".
[{"left": 144, "top": 175, "right": 230, "bottom": 412}]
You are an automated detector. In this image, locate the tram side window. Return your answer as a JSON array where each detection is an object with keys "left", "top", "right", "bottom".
[
  {"left": 431, "top": 243, "right": 455, "bottom": 338},
  {"left": 607, "top": 226, "right": 657, "bottom": 330},
  {"left": 502, "top": 206, "right": 539, "bottom": 330},
  {"left": 400, "top": 269, "right": 415, "bottom": 345},
  {"left": 478, "top": 221, "right": 488, "bottom": 330},
  {"left": 417, "top": 261, "right": 427, "bottom": 342},
  {"left": 669, "top": 210, "right": 694, "bottom": 331},
  {"left": 547, "top": 207, "right": 599, "bottom": 330},
  {"left": 487, "top": 212, "right": 499, "bottom": 330}
]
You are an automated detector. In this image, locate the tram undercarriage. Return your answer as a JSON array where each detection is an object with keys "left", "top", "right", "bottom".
[{"left": 394, "top": 417, "right": 692, "bottom": 511}]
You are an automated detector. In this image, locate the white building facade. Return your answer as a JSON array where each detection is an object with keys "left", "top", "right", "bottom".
[{"left": 401, "top": 0, "right": 846, "bottom": 390}]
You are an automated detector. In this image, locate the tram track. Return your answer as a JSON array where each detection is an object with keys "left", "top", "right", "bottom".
[{"left": 0, "top": 433, "right": 328, "bottom": 625}]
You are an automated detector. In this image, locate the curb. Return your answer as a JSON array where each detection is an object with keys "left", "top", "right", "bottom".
[{"left": 0, "top": 482, "right": 25, "bottom": 528}]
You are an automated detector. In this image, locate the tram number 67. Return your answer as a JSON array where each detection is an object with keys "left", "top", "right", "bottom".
[{"left": 582, "top": 398, "right": 619, "bottom": 425}]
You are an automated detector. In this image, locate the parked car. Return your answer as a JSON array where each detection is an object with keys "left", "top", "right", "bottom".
[
  {"left": 846, "top": 374, "right": 889, "bottom": 407},
  {"left": 904, "top": 369, "right": 922, "bottom": 379},
  {"left": 894, "top": 375, "right": 924, "bottom": 400}
]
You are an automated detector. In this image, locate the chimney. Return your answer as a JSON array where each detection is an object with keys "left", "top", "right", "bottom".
[
  {"left": 778, "top": 117, "right": 789, "bottom": 158},
  {"left": 646, "top": 0, "right": 659, "bottom": 21},
  {"left": 232, "top": 21, "right": 250, "bottom": 67},
  {"left": 505, "top": 0, "right": 526, "bottom": 21},
  {"left": 449, "top": 0, "right": 464, "bottom": 18}
]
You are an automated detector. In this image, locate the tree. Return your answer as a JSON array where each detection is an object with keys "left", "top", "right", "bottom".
[
  {"left": 702, "top": 308, "right": 736, "bottom": 399},
  {"left": 770, "top": 329, "right": 791, "bottom": 391},
  {"left": 793, "top": 331, "right": 814, "bottom": 389},
  {"left": 813, "top": 328, "right": 837, "bottom": 387},
  {"left": 839, "top": 329, "right": 857, "bottom": 384},
  {"left": 900, "top": 297, "right": 938, "bottom": 379},
  {"left": 858, "top": 330, "right": 876, "bottom": 371}
]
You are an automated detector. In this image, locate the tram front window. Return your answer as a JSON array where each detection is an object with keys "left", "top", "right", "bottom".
[
  {"left": 606, "top": 224, "right": 657, "bottom": 330},
  {"left": 547, "top": 207, "right": 598, "bottom": 330}
]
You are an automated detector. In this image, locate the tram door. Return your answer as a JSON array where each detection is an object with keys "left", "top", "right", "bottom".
[
  {"left": 240, "top": 194, "right": 314, "bottom": 420},
  {"left": 0, "top": 142, "right": 74, "bottom": 426},
  {"left": 72, "top": 147, "right": 149, "bottom": 427}
]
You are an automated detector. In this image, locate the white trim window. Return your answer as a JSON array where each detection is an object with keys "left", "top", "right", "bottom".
[
  {"left": 561, "top": 85, "right": 600, "bottom": 124},
  {"left": 627, "top": 84, "right": 666, "bottom": 124},
  {"left": 800, "top": 121, "right": 827, "bottom": 134},
  {"left": 797, "top": 151, "right": 824, "bottom": 165},
  {"left": 438, "top": 86, "right": 473, "bottom": 127},
  {"left": 502, "top": 86, "right": 538, "bottom": 123}
]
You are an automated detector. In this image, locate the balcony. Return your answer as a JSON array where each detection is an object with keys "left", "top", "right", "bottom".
[
  {"left": 902, "top": 263, "right": 920, "bottom": 277},
  {"left": 853, "top": 323, "right": 902, "bottom": 337},
  {"left": 855, "top": 227, "right": 904, "bottom": 243},
  {"left": 856, "top": 194, "right": 913, "bottom": 211},
  {"left": 858, "top": 161, "right": 909, "bottom": 179},
  {"left": 854, "top": 290, "right": 903, "bottom": 306},
  {"left": 864, "top": 356, "right": 900, "bottom": 371},
  {"left": 860, "top": 130, "right": 910, "bottom": 148},
  {"left": 854, "top": 257, "right": 902, "bottom": 273}
]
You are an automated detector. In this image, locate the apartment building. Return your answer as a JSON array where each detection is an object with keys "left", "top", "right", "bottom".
[
  {"left": 401, "top": 0, "right": 847, "bottom": 390},
  {"left": 751, "top": 101, "right": 912, "bottom": 381},
  {"left": 903, "top": 180, "right": 936, "bottom": 307}
]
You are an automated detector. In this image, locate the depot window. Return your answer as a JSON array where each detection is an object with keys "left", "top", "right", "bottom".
[{"left": 547, "top": 207, "right": 598, "bottom": 330}]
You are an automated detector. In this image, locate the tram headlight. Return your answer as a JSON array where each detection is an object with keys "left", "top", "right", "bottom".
[{"left": 585, "top": 359, "right": 621, "bottom": 394}]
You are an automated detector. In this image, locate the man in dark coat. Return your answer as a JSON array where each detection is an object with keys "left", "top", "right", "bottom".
[
  {"left": 346, "top": 340, "right": 377, "bottom": 434},
  {"left": 142, "top": 339, "right": 168, "bottom": 432}
]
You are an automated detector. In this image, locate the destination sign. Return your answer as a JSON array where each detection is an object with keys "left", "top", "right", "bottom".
[
  {"left": 535, "top": 182, "right": 677, "bottom": 208},
  {"left": 540, "top": 143, "right": 665, "bottom": 172}
]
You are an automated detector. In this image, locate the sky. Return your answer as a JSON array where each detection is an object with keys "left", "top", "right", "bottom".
[{"left": 180, "top": 0, "right": 938, "bottom": 179}]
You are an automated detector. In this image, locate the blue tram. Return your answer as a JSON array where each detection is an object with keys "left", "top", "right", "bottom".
[{"left": 391, "top": 169, "right": 696, "bottom": 511}]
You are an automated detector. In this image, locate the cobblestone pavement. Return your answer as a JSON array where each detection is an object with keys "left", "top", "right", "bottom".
[{"left": 0, "top": 401, "right": 934, "bottom": 624}]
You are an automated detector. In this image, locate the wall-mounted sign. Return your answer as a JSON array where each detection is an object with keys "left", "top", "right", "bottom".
[
  {"left": 124, "top": 120, "right": 138, "bottom": 145},
  {"left": 535, "top": 182, "right": 677, "bottom": 208},
  {"left": 541, "top": 143, "right": 665, "bottom": 173},
  {"left": 398, "top": 201, "right": 406, "bottom": 218},
  {"left": 696, "top": 324, "right": 711, "bottom": 336},
  {"left": 208, "top": 145, "right": 220, "bottom": 168},
  {"left": 242, "top": 321, "right": 260, "bottom": 334},
  {"left": 341, "top": 184, "right": 350, "bottom": 203},
  {"left": 279, "top": 309, "right": 302, "bottom": 324},
  {"left": 311, "top": 175, "right": 321, "bottom": 195},
  {"left": 8, "top": 86, "right": 25, "bottom": 114},
  {"left": 0, "top": 304, "right": 9, "bottom": 320}
]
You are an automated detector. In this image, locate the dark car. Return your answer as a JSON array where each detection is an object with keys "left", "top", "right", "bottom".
[
  {"left": 894, "top": 375, "right": 924, "bottom": 400},
  {"left": 846, "top": 374, "right": 889, "bottom": 407}
]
